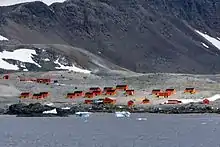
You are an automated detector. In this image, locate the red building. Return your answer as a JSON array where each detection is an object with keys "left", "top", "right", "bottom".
[
  {"left": 89, "top": 87, "right": 102, "bottom": 92},
  {"left": 127, "top": 100, "right": 134, "bottom": 107},
  {"left": 3, "top": 75, "right": 9, "bottom": 80},
  {"left": 19, "top": 92, "right": 32, "bottom": 98},
  {"left": 142, "top": 98, "right": 150, "bottom": 104},
  {"left": 84, "top": 92, "right": 95, "bottom": 98},
  {"left": 151, "top": 89, "right": 162, "bottom": 95},
  {"left": 105, "top": 89, "right": 117, "bottom": 96},
  {"left": 103, "top": 97, "right": 116, "bottom": 105},
  {"left": 84, "top": 99, "right": 93, "bottom": 104},
  {"left": 92, "top": 90, "right": 102, "bottom": 96},
  {"left": 165, "top": 89, "right": 176, "bottom": 95},
  {"left": 32, "top": 93, "right": 44, "bottom": 99},
  {"left": 125, "top": 90, "right": 135, "bottom": 96},
  {"left": 203, "top": 99, "right": 210, "bottom": 104},
  {"left": 36, "top": 78, "right": 51, "bottom": 84},
  {"left": 116, "top": 85, "right": 128, "bottom": 91}
]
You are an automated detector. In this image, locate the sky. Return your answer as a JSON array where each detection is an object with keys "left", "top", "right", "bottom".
[{"left": 0, "top": 0, "right": 66, "bottom": 6}]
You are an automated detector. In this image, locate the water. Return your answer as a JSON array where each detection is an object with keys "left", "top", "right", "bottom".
[{"left": 0, "top": 113, "right": 220, "bottom": 147}]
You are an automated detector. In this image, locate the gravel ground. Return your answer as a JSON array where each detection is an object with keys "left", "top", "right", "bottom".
[{"left": 0, "top": 70, "right": 220, "bottom": 108}]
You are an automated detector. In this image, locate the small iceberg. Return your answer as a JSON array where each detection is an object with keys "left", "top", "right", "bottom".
[
  {"left": 136, "top": 118, "right": 147, "bottom": 121},
  {"left": 43, "top": 108, "right": 57, "bottom": 114},
  {"left": 115, "top": 111, "right": 131, "bottom": 118},
  {"left": 75, "top": 112, "right": 92, "bottom": 118}
]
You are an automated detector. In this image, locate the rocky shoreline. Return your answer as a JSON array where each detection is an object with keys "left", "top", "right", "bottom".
[{"left": 0, "top": 102, "right": 219, "bottom": 117}]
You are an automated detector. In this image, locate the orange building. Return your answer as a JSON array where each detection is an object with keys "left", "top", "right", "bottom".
[
  {"left": 103, "top": 87, "right": 114, "bottom": 92},
  {"left": 92, "top": 90, "right": 102, "bottom": 96},
  {"left": 127, "top": 100, "right": 134, "bottom": 107},
  {"left": 125, "top": 90, "right": 135, "bottom": 96},
  {"left": 32, "top": 93, "right": 44, "bottom": 99},
  {"left": 184, "top": 88, "right": 196, "bottom": 94},
  {"left": 84, "top": 92, "right": 95, "bottom": 98},
  {"left": 165, "top": 89, "right": 176, "bottom": 94},
  {"left": 40, "top": 92, "right": 50, "bottom": 98},
  {"left": 89, "top": 87, "right": 102, "bottom": 92},
  {"left": 105, "top": 89, "right": 117, "bottom": 96},
  {"left": 142, "top": 98, "right": 150, "bottom": 104},
  {"left": 157, "top": 92, "right": 172, "bottom": 98},
  {"left": 84, "top": 99, "right": 93, "bottom": 104},
  {"left": 36, "top": 78, "right": 51, "bottom": 84},
  {"left": 116, "top": 85, "right": 128, "bottom": 91},
  {"left": 103, "top": 97, "right": 116, "bottom": 104},
  {"left": 151, "top": 89, "right": 162, "bottom": 95},
  {"left": 19, "top": 92, "right": 32, "bottom": 98},
  {"left": 3, "top": 75, "right": 9, "bottom": 79}
]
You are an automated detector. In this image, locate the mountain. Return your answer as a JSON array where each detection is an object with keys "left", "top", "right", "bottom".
[{"left": 0, "top": 0, "right": 220, "bottom": 74}]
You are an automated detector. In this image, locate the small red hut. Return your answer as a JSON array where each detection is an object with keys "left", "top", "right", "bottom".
[
  {"left": 157, "top": 91, "right": 172, "bottom": 98},
  {"left": 103, "top": 87, "right": 114, "bottom": 93},
  {"left": 203, "top": 99, "right": 210, "bottom": 104},
  {"left": 36, "top": 78, "right": 51, "bottom": 84},
  {"left": 84, "top": 92, "right": 95, "bottom": 98},
  {"left": 84, "top": 99, "right": 93, "bottom": 104},
  {"left": 142, "top": 98, "right": 150, "bottom": 104},
  {"left": 19, "top": 92, "right": 32, "bottom": 98},
  {"left": 127, "top": 100, "right": 134, "bottom": 107},
  {"left": 103, "top": 97, "right": 116, "bottom": 105},
  {"left": 74, "top": 91, "right": 84, "bottom": 97},
  {"left": 116, "top": 85, "right": 128, "bottom": 91},
  {"left": 165, "top": 89, "right": 176, "bottom": 95},
  {"left": 32, "top": 93, "right": 44, "bottom": 99},
  {"left": 105, "top": 89, "right": 117, "bottom": 96},
  {"left": 151, "top": 89, "right": 162, "bottom": 95},
  {"left": 40, "top": 92, "right": 50, "bottom": 98},
  {"left": 3, "top": 74, "right": 9, "bottom": 80},
  {"left": 92, "top": 90, "right": 102, "bottom": 96},
  {"left": 125, "top": 90, "right": 135, "bottom": 96},
  {"left": 89, "top": 87, "right": 102, "bottom": 92}
]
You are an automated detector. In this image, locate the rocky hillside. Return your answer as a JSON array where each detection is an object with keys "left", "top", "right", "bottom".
[{"left": 0, "top": 0, "right": 220, "bottom": 73}]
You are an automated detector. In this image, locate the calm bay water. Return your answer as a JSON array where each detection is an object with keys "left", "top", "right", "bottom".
[{"left": 0, "top": 113, "right": 219, "bottom": 147}]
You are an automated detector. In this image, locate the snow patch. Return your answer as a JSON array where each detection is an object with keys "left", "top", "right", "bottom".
[
  {"left": 0, "top": 49, "right": 41, "bottom": 70},
  {"left": 44, "top": 58, "right": 50, "bottom": 61},
  {"left": 201, "top": 42, "right": 209, "bottom": 48},
  {"left": 23, "top": 69, "right": 28, "bottom": 71},
  {"left": 206, "top": 94, "right": 220, "bottom": 101},
  {"left": 0, "top": 35, "right": 8, "bottom": 41},
  {"left": 54, "top": 58, "right": 91, "bottom": 74},
  {"left": 195, "top": 30, "right": 220, "bottom": 50},
  {"left": 43, "top": 108, "right": 57, "bottom": 114},
  {"left": 115, "top": 111, "right": 131, "bottom": 118},
  {"left": 179, "top": 99, "right": 202, "bottom": 104},
  {"left": 0, "top": 0, "right": 66, "bottom": 6}
]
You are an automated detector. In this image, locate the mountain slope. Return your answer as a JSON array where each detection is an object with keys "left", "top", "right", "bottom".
[{"left": 0, "top": 0, "right": 220, "bottom": 73}]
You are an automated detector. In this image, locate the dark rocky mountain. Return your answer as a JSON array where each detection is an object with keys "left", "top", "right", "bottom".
[{"left": 0, "top": 0, "right": 220, "bottom": 74}]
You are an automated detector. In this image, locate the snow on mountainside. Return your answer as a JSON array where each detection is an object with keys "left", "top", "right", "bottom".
[
  {"left": 0, "top": 0, "right": 66, "bottom": 6},
  {"left": 0, "top": 48, "right": 91, "bottom": 73},
  {"left": 0, "top": 44, "right": 124, "bottom": 73},
  {"left": 195, "top": 30, "right": 220, "bottom": 50},
  {"left": 0, "top": 35, "right": 8, "bottom": 41}
]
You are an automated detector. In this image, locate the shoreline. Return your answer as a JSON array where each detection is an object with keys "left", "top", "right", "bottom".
[{"left": 1, "top": 102, "right": 220, "bottom": 117}]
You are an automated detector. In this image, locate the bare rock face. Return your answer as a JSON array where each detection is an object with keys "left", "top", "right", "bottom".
[{"left": 0, "top": 0, "right": 220, "bottom": 73}]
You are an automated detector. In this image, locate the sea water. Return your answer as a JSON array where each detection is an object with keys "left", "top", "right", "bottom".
[{"left": 0, "top": 113, "right": 219, "bottom": 147}]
